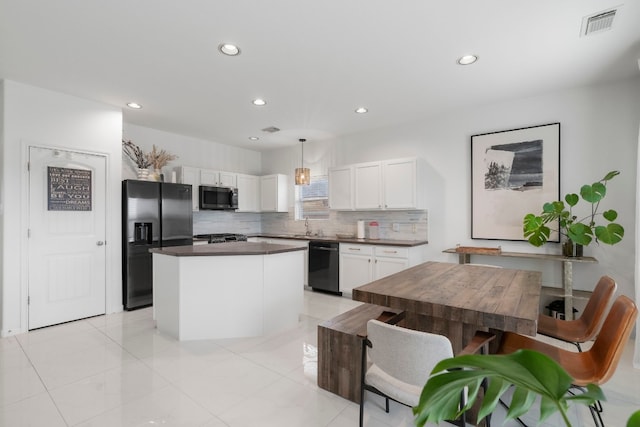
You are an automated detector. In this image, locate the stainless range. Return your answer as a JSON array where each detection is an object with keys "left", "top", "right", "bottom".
[{"left": 194, "top": 233, "right": 248, "bottom": 243}]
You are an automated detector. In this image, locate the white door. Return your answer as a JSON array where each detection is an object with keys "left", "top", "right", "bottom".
[{"left": 28, "top": 147, "right": 107, "bottom": 329}]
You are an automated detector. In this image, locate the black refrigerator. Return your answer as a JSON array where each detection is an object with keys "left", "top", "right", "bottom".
[{"left": 122, "top": 180, "right": 193, "bottom": 310}]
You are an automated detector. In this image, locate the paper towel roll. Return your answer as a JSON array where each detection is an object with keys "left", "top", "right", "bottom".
[{"left": 357, "top": 220, "right": 365, "bottom": 238}]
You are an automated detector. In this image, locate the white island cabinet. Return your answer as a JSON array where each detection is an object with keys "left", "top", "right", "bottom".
[{"left": 151, "top": 242, "right": 304, "bottom": 340}]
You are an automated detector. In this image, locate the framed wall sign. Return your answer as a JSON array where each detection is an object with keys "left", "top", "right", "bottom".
[
  {"left": 47, "top": 166, "right": 92, "bottom": 211},
  {"left": 471, "top": 122, "right": 560, "bottom": 241}
]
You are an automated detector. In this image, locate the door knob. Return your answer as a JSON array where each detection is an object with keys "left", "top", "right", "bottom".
[{"left": 96, "top": 241, "right": 105, "bottom": 246}]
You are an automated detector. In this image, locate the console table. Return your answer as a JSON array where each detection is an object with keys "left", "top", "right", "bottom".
[{"left": 443, "top": 247, "right": 598, "bottom": 321}]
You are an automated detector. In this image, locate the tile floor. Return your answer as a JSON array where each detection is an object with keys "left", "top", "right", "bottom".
[{"left": 0, "top": 290, "right": 638, "bottom": 426}]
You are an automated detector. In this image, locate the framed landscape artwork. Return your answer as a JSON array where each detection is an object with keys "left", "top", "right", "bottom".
[{"left": 471, "top": 122, "right": 560, "bottom": 241}]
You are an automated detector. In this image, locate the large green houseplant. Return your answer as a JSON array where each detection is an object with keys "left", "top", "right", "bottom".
[
  {"left": 522, "top": 171, "right": 624, "bottom": 255},
  {"left": 413, "top": 349, "right": 639, "bottom": 426}
]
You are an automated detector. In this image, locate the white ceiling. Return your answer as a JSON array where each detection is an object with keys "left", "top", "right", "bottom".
[{"left": 1, "top": 1, "right": 639, "bottom": 151}]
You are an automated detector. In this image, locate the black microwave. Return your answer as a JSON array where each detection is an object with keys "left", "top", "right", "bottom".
[{"left": 199, "top": 185, "right": 238, "bottom": 210}]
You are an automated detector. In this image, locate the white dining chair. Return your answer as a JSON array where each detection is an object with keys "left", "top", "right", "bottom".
[{"left": 359, "top": 319, "right": 493, "bottom": 427}]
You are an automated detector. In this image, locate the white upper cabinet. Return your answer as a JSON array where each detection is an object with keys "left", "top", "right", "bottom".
[
  {"left": 330, "top": 157, "right": 426, "bottom": 211},
  {"left": 354, "top": 162, "right": 383, "bottom": 210},
  {"left": 236, "top": 173, "right": 260, "bottom": 212},
  {"left": 218, "top": 171, "right": 237, "bottom": 188},
  {"left": 382, "top": 158, "right": 425, "bottom": 209},
  {"left": 175, "top": 166, "right": 201, "bottom": 211},
  {"left": 260, "top": 174, "right": 288, "bottom": 212},
  {"left": 200, "top": 169, "right": 237, "bottom": 188},
  {"left": 328, "top": 165, "right": 354, "bottom": 210},
  {"left": 200, "top": 169, "right": 218, "bottom": 186}
]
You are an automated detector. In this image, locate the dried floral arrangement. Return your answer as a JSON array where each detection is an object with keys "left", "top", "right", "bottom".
[
  {"left": 122, "top": 139, "right": 151, "bottom": 168},
  {"left": 146, "top": 145, "right": 178, "bottom": 170}
]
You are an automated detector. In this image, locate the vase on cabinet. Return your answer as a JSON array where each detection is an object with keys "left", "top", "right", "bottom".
[{"left": 136, "top": 168, "right": 150, "bottom": 180}]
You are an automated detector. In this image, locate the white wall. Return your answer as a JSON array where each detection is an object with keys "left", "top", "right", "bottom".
[
  {"left": 122, "top": 123, "right": 262, "bottom": 179},
  {"left": 0, "top": 80, "right": 122, "bottom": 336},
  {"left": 262, "top": 77, "right": 640, "bottom": 301}
]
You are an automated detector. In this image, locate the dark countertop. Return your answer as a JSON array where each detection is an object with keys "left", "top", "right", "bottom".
[
  {"left": 254, "top": 233, "right": 428, "bottom": 247},
  {"left": 151, "top": 241, "right": 307, "bottom": 257}
]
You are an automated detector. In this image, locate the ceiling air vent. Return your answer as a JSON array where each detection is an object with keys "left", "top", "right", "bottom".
[
  {"left": 580, "top": 8, "right": 618, "bottom": 37},
  {"left": 261, "top": 126, "right": 280, "bottom": 133}
]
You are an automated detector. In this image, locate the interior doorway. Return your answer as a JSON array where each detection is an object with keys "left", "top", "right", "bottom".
[{"left": 27, "top": 146, "right": 107, "bottom": 329}]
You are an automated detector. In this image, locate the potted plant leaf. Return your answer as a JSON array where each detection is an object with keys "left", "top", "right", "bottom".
[
  {"left": 522, "top": 171, "right": 624, "bottom": 256},
  {"left": 413, "top": 349, "right": 605, "bottom": 426}
]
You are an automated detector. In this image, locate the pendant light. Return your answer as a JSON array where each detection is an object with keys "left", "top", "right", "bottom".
[{"left": 294, "top": 138, "right": 310, "bottom": 185}]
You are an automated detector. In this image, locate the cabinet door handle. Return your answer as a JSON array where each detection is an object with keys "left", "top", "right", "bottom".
[
  {"left": 315, "top": 247, "right": 338, "bottom": 252},
  {"left": 348, "top": 247, "right": 361, "bottom": 251}
]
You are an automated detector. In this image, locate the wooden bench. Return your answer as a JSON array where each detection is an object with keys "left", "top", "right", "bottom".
[{"left": 317, "top": 303, "right": 404, "bottom": 403}]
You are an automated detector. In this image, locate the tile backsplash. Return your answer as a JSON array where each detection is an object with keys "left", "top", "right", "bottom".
[
  {"left": 193, "top": 211, "right": 262, "bottom": 235},
  {"left": 262, "top": 210, "right": 429, "bottom": 241},
  {"left": 194, "top": 209, "right": 428, "bottom": 241}
]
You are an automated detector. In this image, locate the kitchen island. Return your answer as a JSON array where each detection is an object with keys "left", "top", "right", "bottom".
[{"left": 150, "top": 241, "right": 305, "bottom": 340}]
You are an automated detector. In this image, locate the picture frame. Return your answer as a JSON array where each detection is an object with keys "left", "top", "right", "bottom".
[{"left": 471, "top": 122, "right": 560, "bottom": 241}]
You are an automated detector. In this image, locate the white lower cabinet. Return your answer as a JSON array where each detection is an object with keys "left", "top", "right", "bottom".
[
  {"left": 339, "top": 243, "right": 425, "bottom": 294},
  {"left": 373, "top": 249, "right": 410, "bottom": 279},
  {"left": 339, "top": 244, "right": 374, "bottom": 294}
]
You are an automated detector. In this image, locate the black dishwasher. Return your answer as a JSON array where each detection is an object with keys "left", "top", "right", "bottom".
[{"left": 308, "top": 241, "right": 341, "bottom": 295}]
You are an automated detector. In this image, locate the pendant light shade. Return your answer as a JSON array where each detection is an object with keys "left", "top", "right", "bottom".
[{"left": 295, "top": 138, "right": 310, "bottom": 185}]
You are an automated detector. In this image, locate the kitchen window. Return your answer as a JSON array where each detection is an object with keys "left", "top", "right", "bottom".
[{"left": 295, "top": 175, "right": 329, "bottom": 220}]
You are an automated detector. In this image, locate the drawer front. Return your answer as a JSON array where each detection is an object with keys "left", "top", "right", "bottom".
[
  {"left": 340, "top": 243, "right": 373, "bottom": 256},
  {"left": 373, "top": 246, "right": 408, "bottom": 259}
]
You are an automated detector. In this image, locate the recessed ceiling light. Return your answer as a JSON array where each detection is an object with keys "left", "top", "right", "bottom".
[
  {"left": 252, "top": 98, "right": 267, "bottom": 106},
  {"left": 457, "top": 55, "right": 478, "bottom": 65},
  {"left": 126, "top": 102, "right": 142, "bottom": 109},
  {"left": 218, "top": 43, "right": 241, "bottom": 56},
  {"left": 249, "top": 136, "right": 259, "bottom": 141},
  {"left": 355, "top": 107, "right": 368, "bottom": 114}
]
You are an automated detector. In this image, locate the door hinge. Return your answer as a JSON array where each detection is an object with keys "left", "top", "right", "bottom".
[
  {"left": 27, "top": 228, "right": 31, "bottom": 238},
  {"left": 27, "top": 296, "right": 30, "bottom": 305}
]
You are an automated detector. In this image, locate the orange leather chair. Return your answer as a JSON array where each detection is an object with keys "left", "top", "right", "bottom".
[
  {"left": 497, "top": 295, "right": 638, "bottom": 427},
  {"left": 537, "top": 276, "right": 617, "bottom": 351}
]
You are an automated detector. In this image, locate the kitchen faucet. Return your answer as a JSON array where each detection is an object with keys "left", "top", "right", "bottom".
[{"left": 305, "top": 217, "right": 311, "bottom": 236}]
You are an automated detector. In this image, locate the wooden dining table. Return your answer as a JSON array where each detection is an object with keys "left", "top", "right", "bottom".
[{"left": 351, "top": 261, "right": 542, "bottom": 353}]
